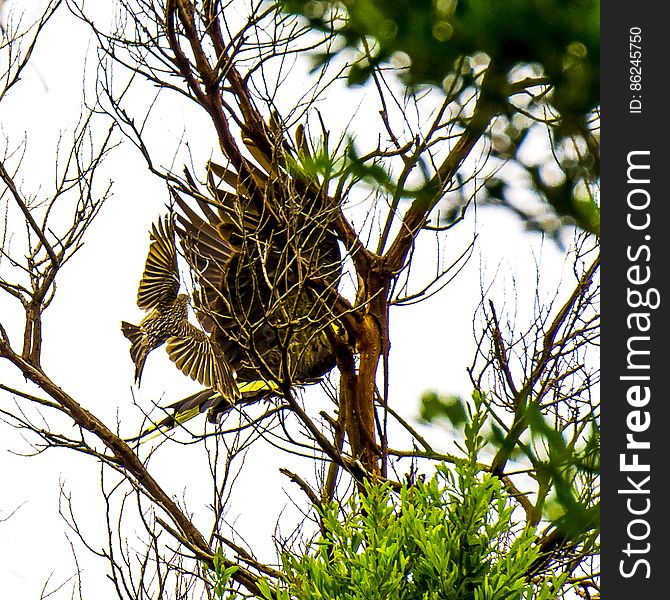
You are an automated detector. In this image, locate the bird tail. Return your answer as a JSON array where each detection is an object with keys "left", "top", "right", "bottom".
[
  {"left": 129, "top": 380, "right": 282, "bottom": 441},
  {"left": 121, "top": 321, "right": 148, "bottom": 384}
]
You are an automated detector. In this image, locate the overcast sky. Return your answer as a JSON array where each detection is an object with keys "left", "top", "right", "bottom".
[{"left": 0, "top": 2, "right": 576, "bottom": 597}]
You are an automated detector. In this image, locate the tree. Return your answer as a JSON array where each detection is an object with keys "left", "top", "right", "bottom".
[
  {"left": 281, "top": 463, "right": 569, "bottom": 600},
  {"left": 0, "top": 1, "right": 599, "bottom": 598},
  {"left": 282, "top": 0, "right": 600, "bottom": 238}
]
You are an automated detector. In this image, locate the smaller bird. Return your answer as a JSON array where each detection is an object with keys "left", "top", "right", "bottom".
[{"left": 121, "top": 215, "right": 239, "bottom": 402}]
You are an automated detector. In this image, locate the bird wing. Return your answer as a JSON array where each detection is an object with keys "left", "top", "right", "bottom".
[
  {"left": 173, "top": 193, "right": 237, "bottom": 332},
  {"left": 137, "top": 215, "right": 180, "bottom": 310},
  {"left": 165, "top": 323, "right": 240, "bottom": 400}
]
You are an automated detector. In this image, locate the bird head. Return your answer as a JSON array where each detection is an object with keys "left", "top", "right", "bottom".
[{"left": 176, "top": 293, "right": 191, "bottom": 314}]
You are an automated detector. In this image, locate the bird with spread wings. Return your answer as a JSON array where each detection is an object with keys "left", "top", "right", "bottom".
[
  {"left": 121, "top": 215, "right": 240, "bottom": 404},
  {"left": 136, "top": 146, "right": 344, "bottom": 434}
]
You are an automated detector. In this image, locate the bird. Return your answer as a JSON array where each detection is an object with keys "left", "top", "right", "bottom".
[
  {"left": 140, "top": 140, "right": 344, "bottom": 434},
  {"left": 121, "top": 215, "right": 240, "bottom": 402}
]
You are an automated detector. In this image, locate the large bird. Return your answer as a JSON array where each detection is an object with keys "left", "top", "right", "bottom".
[
  {"left": 144, "top": 146, "right": 343, "bottom": 432},
  {"left": 121, "top": 215, "right": 240, "bottom": 402}
]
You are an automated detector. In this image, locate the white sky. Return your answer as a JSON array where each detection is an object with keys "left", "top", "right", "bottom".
[{"left": 0, "top": 2, "right": 577, "bottom": 597}]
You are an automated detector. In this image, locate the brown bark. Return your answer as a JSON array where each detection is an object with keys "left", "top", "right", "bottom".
[{"left": 0, "top": 338, "right": 267, "bottom": 597}]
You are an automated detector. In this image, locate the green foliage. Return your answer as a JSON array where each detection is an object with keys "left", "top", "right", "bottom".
[
  {"left": 420, "top": 390, "right": 600, "bottom": 554},
  {"left": 278, "top": 464, "right": 566, "bottom": 599},
  {"left": 524, "top": 405, "right": 600, "bottom": 540},
  {"left": 282, "top": 0, "right": 600, "bottom": 238},
  {"left": 282, "top": 0, "right": 598, "bottom": 123},
  {"left": 207, "top": 548, "right": 240, "bottom": 599},
  {"left": 419, "top": 391, "right": 467, "bottom": 428},
  {"left": 483, "top": 145, "right": 600, "bottom": 239}
]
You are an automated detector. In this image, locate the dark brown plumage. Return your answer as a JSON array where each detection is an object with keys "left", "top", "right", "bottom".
[
  {"left": 121, "top": 215, "right": 239, "bottom": 401},
  {"left": 143, "top": 153, "right": 343, "bottom": 432}
]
